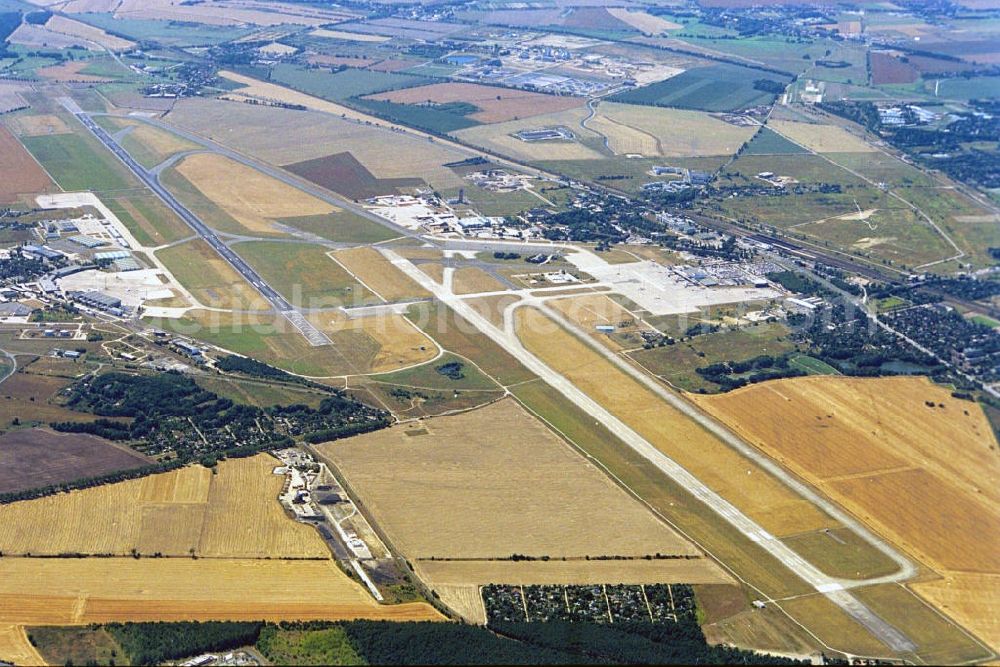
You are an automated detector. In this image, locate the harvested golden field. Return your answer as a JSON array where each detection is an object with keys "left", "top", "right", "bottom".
[
  {"left": 830, "top": 468, "right": 999, "bottom": 572},
  {"left": 0, "top": 126, "right": 52, "bottom": 202},
  {"left": 0, "top": 624, "right": 45, "bottom": 666},
  {"left": 0, "top": 371, "right": 95, "bottom": 428},
  {"left": 588, "top": 103, "right": 754, "bottom": 158},
  {"left": 607, "top": 8, "right": 681, "bottom": 32},
  {"left": 465, "top": 293, "right": 521, "bottom": 328},
  {"left": 6, "top": 114, "right": 70, "bottom": 136},
  {"left": 694, "top": 376, "right": 1000, "bottom": 572},
  {"left": 913, "top": 573, "right": 1000, "bottom": 652},
  {"left": 394, "top": 246, "right": 444, "bottom": 261},
  {"left": 419, "top": 262, "right": 445, "bottom": 283},
  {"left": 0, "top": 559, "right": 442, "bottom": 625},
  {"left": 316, "top": 399, "right": 707, "bottom": 561},
  {"left": 333, "top": 247, "right": 431, "bottom": 301},
  {"left": 515, "top": 307, "right": 838, "bottom": 537},
  {"left": 769, "top": 120, "right": 878, "bottom": 153},
  {"left": 307, "top": 311, "right": 436, "bottom": 373},
  {"left": 175, "top": 153, "right": 334, "bottom": 235},
  {"left": 0, "top": 455, "right": 329, "bottom": 558},
  {"left": 367, "top": 82, "right": 585, "bottom": 124},
  {"left": 121, "top": 123, "right": 199, "bottom": 166},
  {"left": 434, "top": 586, "right": 486, "bottom": 625},
  {"left": 452, "top": 267, "right": 507, "bottom": 294},
  {"left": 416, "top": 558, "right": 732, "bottom": 586},
  {"left": 157, "top": 239, "right": 270, "bottom": 311},
  {"left": 45, "top": 15, "right": 134, "bottom": 51}
]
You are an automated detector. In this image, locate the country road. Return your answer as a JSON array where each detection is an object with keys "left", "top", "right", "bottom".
[{"left": 381, "top": 246, "right": 918, "bottom": 653}]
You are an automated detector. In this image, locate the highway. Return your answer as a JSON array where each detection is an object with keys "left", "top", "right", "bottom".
[
  {"left": 382, "top": 246, "right": 917, "bottom": 654},
  {"left": 60, "top": 98, "right": 332, "bottom": 347}
]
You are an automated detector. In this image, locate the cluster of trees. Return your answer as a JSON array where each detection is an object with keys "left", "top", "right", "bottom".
[
  {"left": 490, "top": 619, "right": 806, "bottom": 665},
  {"left": 23, "top": 10, "right": 51, "bottom": 25},
  {"left": 105, "top": 622, "right": 263, "bottom": 666},
  {"left": 0, "top": 12, "right": 21, "bottom": 58},
  {"left": 697, "top": 354, "right": 806, "bottom": 390},
  {"left": 766, "top": 270, "right": 828, "bottom": 296},
  {"left": 493, "top": 251, "right": 521, "bottom": 260},
  {"left": 43, "top": 618, "right": 805, "bottom": 666},
  {"left": 435, "top": 361, "right": 465, "bottom": 380},
  {"left": 923, "top": 276, "right": 1000, "bottom": 301},
  {"left": 753, "top": 79, "right": 786, "bottom": 94},
  {"left": 215, "top": 354, "right": 329, "bottom": 390},
  {"left": 52, "top": 371, "right": 389, "bottom": 463},
  {"left": 884, "top": 306, "right": 999, "bottom": 382}
]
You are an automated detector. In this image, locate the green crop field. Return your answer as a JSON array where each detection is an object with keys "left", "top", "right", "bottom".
[
  {"left": 233, "top": 241, "right": 379, "bottom": 307},
  {"left": 611, "top": 64, "right": 787, "bottom": 112},
  {"left": 270, "top": 64, "right": 429, "bottom": 101},
  {"left": 146, "top": 311, "right": 373, "bottom": 377},
  {"left": 824, "top": 152, "right": 936, "bottom": 188},
  {"left": 278, "top": 212, "right": 398, "bottom": 244},
  {"left": 104, "top": 193, "right": 192, "bottom": 246},
  {"left": 353, "top": 98, "right": 480, "bottom": 134},
  {"left": 931, "top": 75, "right": 1000, "bottom": 101},
  {"left": 970, "top": 314, "right": 1000, "bottom": 328},
  {"left": 373, "top": 351, "right": 498, "bottom": 391},
  {"left": 788, "top": 354, "right": 840, "bottom": 375},
  {"left": 742, "top": 128, "right": 808, "bottom": 155},
  {"left": 21, "top": 133, "right": 133, "bottom": 192},
  {"left": 783, "top": 528, "right": 899, "bottom": 580},
  {"left": 71, "top": 12, "right": 253, "bottom": 45}
]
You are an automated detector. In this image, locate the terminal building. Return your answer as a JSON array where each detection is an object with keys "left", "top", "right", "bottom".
[{"left": 69, "top": 290, "right": 125, "bottom": 316}]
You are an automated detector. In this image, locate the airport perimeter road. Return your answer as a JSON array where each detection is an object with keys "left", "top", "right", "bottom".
[
  {"left": 382, "top": 247, "right": 917, "bottom": 654},
  {"left": 60, "top": 99, "right": 332, "bottom": 347}
]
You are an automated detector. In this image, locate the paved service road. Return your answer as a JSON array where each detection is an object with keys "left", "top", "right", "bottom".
[
  {"left": 382, "top": 247, "right": 917, "bottom": 654},
  {"left": 60, "top": 98, "right": 332, "bottom": 346}
]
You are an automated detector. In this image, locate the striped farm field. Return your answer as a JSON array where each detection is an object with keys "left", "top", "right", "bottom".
[
  {"left": 0, "top": 559, "right": 442, "bottom": 625},
  {"left": 0, "top": 455, "right": 329, "bottom": 558},
  {"left": 693, "top": 376, "right": 1000, "bottom": 573}
]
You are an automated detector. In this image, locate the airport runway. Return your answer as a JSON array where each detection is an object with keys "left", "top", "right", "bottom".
[
  {"left": 60, "top": 98, "right": 332, "bottom": 347},
  {"left": 382, "top": 246, "right": 917, "bottom": 654}
]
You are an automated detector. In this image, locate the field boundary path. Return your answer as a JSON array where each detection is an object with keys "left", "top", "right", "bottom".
[
  {"left": 381, "top": 246, "right": 918, "bottom": 653},
  {"left": 59, "top": 97, "right": 332, "bottom": 347}
]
